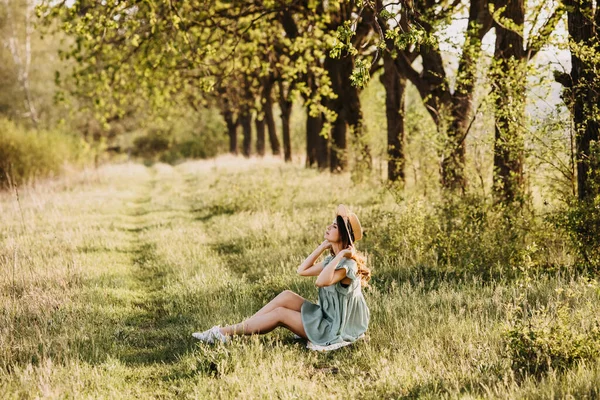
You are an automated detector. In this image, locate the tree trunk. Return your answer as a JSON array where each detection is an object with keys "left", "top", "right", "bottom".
[
  {"left": 306, "top": 111, "right": 321, "bottom": 167},
  {"left": 381, "top": 53, "right": 407, "bottom": 183},
  {"left": 262, "top": 77, "right": 281, "bottom": 156},
  {"left": 345, "top": 86, "right": 371, "bottom": 173},
  {"left": 255, "top": 114, "right": 266, "bottom": 157},
  {"left": 3, "top": 0, "right": 39, "bottom": 126},
  {"left": 223, "top": 110, "right": 238, "bottom": 155},
  {"left": 492, "top": 0, "right": 526, "bottom": 203},
  {"left": 559, "top": 0, "right": 600, "bottom": 201},
  {"left": 277, "top": 79, "right": 293, "bottom": 162},
  {"left": 305, "top": 71, "right": 317, "bottom": 168},
  {"left": 442, "top": 0, "right": 492, "bottom": 192},
  {"left": 280, "top": 101, "right": 292, "bottom": 162},
  {"left": 316, "top": 123, "right": 328, "bottom": 170},
  {"left": 239, "top": 107, "right": 252, "bottom": 157},
  {"left": 385, "top": 0, "right": 491, "bottom": 192},
  {"left": 324, "top": 57, "right": 351, "bottom": 172},
  {"left": 330, "top": 111, "right": 347, "bottom": 172}
]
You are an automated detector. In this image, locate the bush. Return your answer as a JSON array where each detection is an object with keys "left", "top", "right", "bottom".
[
  {"left": 423, "top": 195, "right": 545, "bottom": 279},
  {"left": 131, "top": 129, "right": 172, "bottom": 160},
  {"left": 552, "top": 197, "right": 600, "bottom": 270},
  {"left": 0, "top": 118, "right": 86, "bottom": 187},
  {"left": 130, "top": 107, "right": 228, "bottom": 164},
  {"left": 364, "top": 193, "right": 568, "bottom": 283},
  {"left": 504, "top": 282, "right": 600, "bottom": 379}
]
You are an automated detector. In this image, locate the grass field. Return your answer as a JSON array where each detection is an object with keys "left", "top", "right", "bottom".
[{"left": 1, "top": 156, "right": 600, "bottom": 399}]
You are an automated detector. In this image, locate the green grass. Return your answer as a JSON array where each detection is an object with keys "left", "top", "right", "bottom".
[{"left": 1, "top": 156, "right": 600, "bottom": 399}]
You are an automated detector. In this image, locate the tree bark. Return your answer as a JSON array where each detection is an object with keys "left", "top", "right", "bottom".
[
  {"left": 324, "top": 58, "right": 344, "bottom": 172},
  {"left": 345, "top": 81, "right": 371, "bottom": 172},
  {"left": 306, "top": 110, "right": 322, "bottom": 167},
  {"left": 280, "top": 101, "right": 292, "bottom": 162},
  {"left": 330, "top": 109, "right": 347, "bottom": 172},
  {"left": 559, "top": 0, "right": 600, "bottom": 201},
  {"left": 304, "top": 70, "right": 327, "bottom": 168},
  {"left": 277, "top": 79, "right": 293, "bottom": 162},
  {"left": 324, "top": 56, "right": 352, "bottom": 172},
  {"left": 222, "top": 110, "right": 238, "bottom": 155},
  {"left": 262, "top": 76, "right": 281, "bottom": 156},
  {"left": 3, "top": 0, "right": 39, "bottom": 126},
  {"left": 492, "top": 0, "right": 526, "bottom": 203},
  {"left": 321, "top": 5, "right": 372, "bottom": 173},
  {"left": 381, "top": 53, "right": 407, "bottom": 183},
  {"left": 316, "top": 121, "right": 329, "bottom": 169},
  {"left": 255, "top": 113, "right": 266, "bottom": 157},
  {"left": 385, "top": 0, "right": 491, "bottom": 191},
  {"left": 443, "top": 0, "right": 492, "bottom": 192},
  {"left": 239, "top": 107, "right": 252, "bottom": 157}
]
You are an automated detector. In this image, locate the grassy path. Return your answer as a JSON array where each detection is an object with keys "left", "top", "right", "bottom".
[{"left": 1, "top": 158, "right": 600, "bottom": 399}]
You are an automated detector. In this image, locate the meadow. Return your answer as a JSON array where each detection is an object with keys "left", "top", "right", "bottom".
[{"left": 1, "top": 156, "right": 600, "bottom": 399}]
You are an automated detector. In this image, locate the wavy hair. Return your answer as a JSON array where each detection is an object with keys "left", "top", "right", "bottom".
[{"left": 331, "top": 215, "right": 371, "bottom": 287}]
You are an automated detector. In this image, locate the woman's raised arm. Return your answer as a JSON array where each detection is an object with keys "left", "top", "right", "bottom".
[{"left": 297, "top": 240, "right": 331, "bottom": 276}]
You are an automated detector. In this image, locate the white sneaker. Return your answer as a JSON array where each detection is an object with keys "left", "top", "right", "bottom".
[
  {"left": 192, "top": 329, "right": 210, "bottom": 341},
  {"left": 192, "top": 326, "right": 229, "bottom": 344}
]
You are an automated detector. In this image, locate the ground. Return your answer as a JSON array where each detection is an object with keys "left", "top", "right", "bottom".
[{"left": 1, "top": 156, "right": 600, "bottom": 399}]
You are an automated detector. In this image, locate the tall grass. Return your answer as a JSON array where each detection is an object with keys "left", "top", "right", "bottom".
[{"left": 1, "top": 156, "right": 599, "bottom": 399}]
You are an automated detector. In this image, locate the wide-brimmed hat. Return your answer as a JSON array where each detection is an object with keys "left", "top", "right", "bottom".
[{"left": 336, "top": 204, "right": 362, "bottom": 243}]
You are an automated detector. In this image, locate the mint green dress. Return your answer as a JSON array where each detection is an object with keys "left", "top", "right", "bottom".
[{"left": 301, "top": 255, "right": 370, "bottom": 346}]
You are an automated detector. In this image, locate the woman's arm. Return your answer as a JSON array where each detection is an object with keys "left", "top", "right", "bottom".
[
  {"left": 297, "top": 241, "right": 330, "bottom": 276},
  {"left": 315, "top": 247, "right": 354, "bottom": 287}
]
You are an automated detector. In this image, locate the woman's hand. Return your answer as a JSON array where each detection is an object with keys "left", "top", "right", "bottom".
[
  {"left": 320, "top": 240, "right": 332, "bottom": 250},
  {"left": 340, "top": 245, "right": 355, "bottom": 259}
]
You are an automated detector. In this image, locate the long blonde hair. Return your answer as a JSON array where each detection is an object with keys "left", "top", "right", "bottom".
[{"left": 352, "top": 250, "right": 371, "bottom": 287}]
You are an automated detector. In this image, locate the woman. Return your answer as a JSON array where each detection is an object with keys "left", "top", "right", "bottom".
[{"left": 192, "top": 204, "right": 370, "bottom": 347}]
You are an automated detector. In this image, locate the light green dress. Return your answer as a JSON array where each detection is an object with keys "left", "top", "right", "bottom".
[{"left": 301, "top": 254, "right": 370, "bottom": 346}]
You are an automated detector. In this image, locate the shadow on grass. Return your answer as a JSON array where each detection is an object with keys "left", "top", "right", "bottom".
[
  {"left": 369, "top": 264, "right": 472, "bottom": 294},
  {"left": 114, "top": 242, "right": 197, "bottom": 365},
  {"left": 45, "top": 241, "right": 202, "bottom": 368},
  {"left": 192, "top": 204, "right": 238, "bottom": 222}
]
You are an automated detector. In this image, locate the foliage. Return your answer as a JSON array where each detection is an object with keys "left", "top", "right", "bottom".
[
  {"left": 131, "top": 130, "right": 171, "bottom": 161},
  {"left": 129, "top": 107, "right": 228, "bottom": 164},
  {"left": 361, "top": 188, "right": 570, "bottom": 282},
  {"left": 423, "top": 195, "right": 551, "bottom": 279},
  {"left": 504, "top": 279, "right": 600, "bottom": 379},
  {"left": 0, "top": 118, "right": 88, "bottom": 187},
  {"left": 551, "top": 195, "right": 600, "bottom": 270}
]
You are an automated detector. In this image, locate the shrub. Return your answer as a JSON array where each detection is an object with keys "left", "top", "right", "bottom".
[
  {"left": 552, "top": 197, "right": 600, "bottom": 271},
  {"left": 423, "top": 195, "right": 543, "bottom": 279},
  {"left": 504, "top": 283, "right": 600, "bottom": 379},
  {"left": 364, "top": 192, "right": 567, "bottom": 283},
  {"left": 130, "top": 107, "right": 228, "bottom": 164},
  {"left": 131, "top": 129, "right": 172, "bottom": 160},
  {"left": 0, "top": 118, "right": 86, "bottom": 187}
]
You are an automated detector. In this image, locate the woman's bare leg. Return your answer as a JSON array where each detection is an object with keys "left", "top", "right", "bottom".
[
  {"left": 250, "top": 290, "right": 306, "bottom": 318},
  {"left": 219, "top": 307, "right": 308, "bottom": 339}
]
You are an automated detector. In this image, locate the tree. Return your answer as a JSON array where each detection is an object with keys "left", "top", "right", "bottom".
[
  {"left": 490, "top": 0, "right": 564, "bottom": 203},
  {"left": 555, "top": 0, "right": 600, "bottom": 201},
  {"left": 325, "top": 4, "right": 376, "bottom": 173},
  {"left": 376, "top": 0, "right": 492, "bottom": 189},
  {"left": 2, "top": 0, "right": 38, "bottom": 125}
]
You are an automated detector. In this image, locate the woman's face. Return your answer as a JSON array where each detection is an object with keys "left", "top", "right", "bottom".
[{"left": 324, "top": 220, "right": 341, "bottom": 243}]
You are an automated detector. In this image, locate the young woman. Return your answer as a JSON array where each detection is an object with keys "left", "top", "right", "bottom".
[{"left": 192, "top": 204, "right": 370, "bottom": 346}]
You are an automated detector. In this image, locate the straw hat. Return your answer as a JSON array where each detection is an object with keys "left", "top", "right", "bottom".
[{"left": 336, "top": 204, "right": 362, "bottom": 243}]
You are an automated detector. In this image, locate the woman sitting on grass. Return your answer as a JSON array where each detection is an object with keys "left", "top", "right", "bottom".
[{"left": 192, "top": 204, "right": 371, "bottom": 348}]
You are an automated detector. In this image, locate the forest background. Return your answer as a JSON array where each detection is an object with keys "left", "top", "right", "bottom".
[{"left": 2, "top": 0, "right": 600, "bottom": 398}]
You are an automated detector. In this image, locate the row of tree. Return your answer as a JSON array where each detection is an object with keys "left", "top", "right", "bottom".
[{"left": 39, "top": 0, "right": 599, "bottom": 203}]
